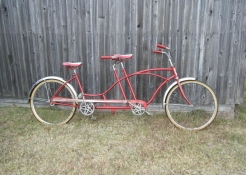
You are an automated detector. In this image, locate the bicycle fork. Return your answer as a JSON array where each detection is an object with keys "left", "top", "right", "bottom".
[{"left": 172, "top": 66, "right": 192, "bottom": 106}]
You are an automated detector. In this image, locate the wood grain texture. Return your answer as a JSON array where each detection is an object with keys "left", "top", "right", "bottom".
[{"left": 0, "top": 0, "right": 245, "bottom": 105}]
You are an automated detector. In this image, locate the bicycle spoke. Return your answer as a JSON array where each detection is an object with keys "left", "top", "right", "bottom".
[
  {"left": 30, "top": 79, "right": 76, "bottom": 125},
  {"left": 165, "top": 81, "right": 218, "bottom": 130}
]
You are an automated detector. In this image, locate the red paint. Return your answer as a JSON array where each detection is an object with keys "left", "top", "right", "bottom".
[{"left": 50, "top": 45, "right": 191, "bottom": 112}]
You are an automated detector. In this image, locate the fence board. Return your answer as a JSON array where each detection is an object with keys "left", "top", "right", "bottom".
[{"left": 0, "top": 0, "right": 245, "bottom": 106}]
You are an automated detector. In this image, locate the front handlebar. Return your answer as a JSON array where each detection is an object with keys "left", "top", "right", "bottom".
[
  {"left": 153, "top": 50, "right": 162, "bottom": 54},
  {"left": 154, "top": 44, "right": 173, "bottom": 66},
  {"left": 154, "top": 44, "right": 172, "bottom": 56}
]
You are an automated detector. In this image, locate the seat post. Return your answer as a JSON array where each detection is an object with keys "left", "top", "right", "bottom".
[{"left": 120, "top": 62, "right": 124, "bottom": 69}]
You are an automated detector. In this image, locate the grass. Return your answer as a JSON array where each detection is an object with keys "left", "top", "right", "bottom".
[{"left": 1, "top": 86, "right": 246, "bottom": 174}]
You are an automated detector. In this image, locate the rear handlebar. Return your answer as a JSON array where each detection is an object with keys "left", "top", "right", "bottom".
[
  {"left": 101, "top": 56, "right": 115, "bottom": 60},
  {"left": 157, "top": 44, "right": 167, "bottom": 49},
  {"left": 154, "top": 44, "right": 173, "bottom": 66}
]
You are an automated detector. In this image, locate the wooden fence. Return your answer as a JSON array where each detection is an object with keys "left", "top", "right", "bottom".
[{"left": 0, "top": 0, "right": 245, "bottom": 105}]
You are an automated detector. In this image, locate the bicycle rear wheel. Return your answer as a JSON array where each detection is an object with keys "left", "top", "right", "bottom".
[
  {"left": 30, "top": 79, "right": 76, "bottom": 125},
  {"left": 165, "top": 80, "right": 218, "bottom": 130}
]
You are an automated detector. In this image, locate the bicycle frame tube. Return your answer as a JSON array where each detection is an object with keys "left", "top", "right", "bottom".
[
  {"left": 50, "top": 76, "right": 78, "bottom": 107},
  {"left": 127, "top": 68, "right": 176, "bottom": 105},
  {"left": 121, "top": 63, "right": 137, "bottom": 100},
  {"left": 113, "top": 68, "right": 127, "bottom": 100},
  {"left": 50, "top": 72, "right": 83, "bottom": 107},
  {"left": 51, "top": 64, "right": 191, "bottom": 110},
  {"left": 83, "top": 66, "right": 176, "bottom": 106}
]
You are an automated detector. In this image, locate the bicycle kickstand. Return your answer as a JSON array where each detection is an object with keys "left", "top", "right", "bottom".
[
  {"left": 145, "top": 110, "right": 153, "bottom": 116},
  {"left": 91, "top": 115, "right": 97, "bottom": 121}
]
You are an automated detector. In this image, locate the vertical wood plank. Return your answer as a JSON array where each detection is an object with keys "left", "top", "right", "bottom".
[{"left": 0, "top": 0, "right": 245, "bottom": 106}]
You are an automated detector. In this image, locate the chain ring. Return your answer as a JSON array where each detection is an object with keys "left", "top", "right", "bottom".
[
  {"left": 131, "top": 103, "right": 145, "bottom": 115},
  {"left": 79, "top": 102, "right": 95, "bottom": 116}
]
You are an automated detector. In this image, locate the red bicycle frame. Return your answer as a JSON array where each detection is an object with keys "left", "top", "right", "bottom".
[{"left": 51, "top": 44, "right": 191, "bottom": 112}]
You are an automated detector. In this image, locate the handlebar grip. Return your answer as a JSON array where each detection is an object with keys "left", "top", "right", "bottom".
[
  {"left": 101, "top": 56, "right": 112, "bottom": 59},
  {"left": 157, "top": 44, "right": 167, "bottom": 49},
  {"left": 154, "top": 50, "right": 162, "bottom": 54}
]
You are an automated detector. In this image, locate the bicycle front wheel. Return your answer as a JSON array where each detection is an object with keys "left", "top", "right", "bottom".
[
  {"left": 165, "top": 80, "right": 218, "bottom": 131},
  {"left": 30, "top": 79, "right": 77, "bottom": 125}
]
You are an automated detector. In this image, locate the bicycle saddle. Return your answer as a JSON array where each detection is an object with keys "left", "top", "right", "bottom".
[
  {"left": 62, "top": 62, "right": 82, "bottom": 70},
  {"left": 101, "top": 54, "right": 133, "bottom": 61}
]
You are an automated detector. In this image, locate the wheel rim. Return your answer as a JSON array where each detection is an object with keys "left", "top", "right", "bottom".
[
  {"left": 30, "top": 80, "right": 76, "bottom": 125},
  {"left": 165, "top": 81, "right": 218, "bottom": 130}
]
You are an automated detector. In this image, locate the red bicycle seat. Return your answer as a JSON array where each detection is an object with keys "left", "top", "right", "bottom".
[
  {"left": 62, "top": 62, "right": 82, "bottom": 70},
  {"left": 101, "top": 54, "right": 133, "bottom": 61},
  {"left": 114, "top": 54, "right": 132, "bottom": 59}
]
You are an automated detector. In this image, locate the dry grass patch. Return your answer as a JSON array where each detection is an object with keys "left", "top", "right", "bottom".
[{"left": 0, "top": 105, "right": 246, "bottom": 174}]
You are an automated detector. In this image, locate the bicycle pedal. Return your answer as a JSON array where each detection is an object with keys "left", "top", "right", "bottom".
[{"left": 91, "top": 115, "right": 97, "bottom": 121}]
